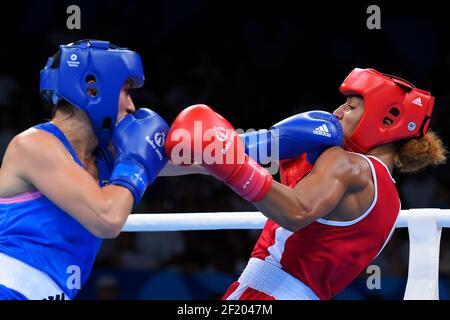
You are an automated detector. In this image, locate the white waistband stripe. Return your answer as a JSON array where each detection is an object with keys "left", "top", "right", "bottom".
[
  {"left": 0, "top": 252, "right": 69, "bottom": 300},
  {"left": 236, "top": 258, "right": 319, "bottom": 300}
]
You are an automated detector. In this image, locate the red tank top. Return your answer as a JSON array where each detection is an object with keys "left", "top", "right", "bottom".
[{"left": 251, "top": 152, "right": 400, "bottom": 299}]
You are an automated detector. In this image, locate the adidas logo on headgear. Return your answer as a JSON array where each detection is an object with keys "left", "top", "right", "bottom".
[
  {"left": 412, "top": 97, "right": 423, "bottom": 106},
  {"left": 313, "top": 124, "right": 331, "bottom": 138}
]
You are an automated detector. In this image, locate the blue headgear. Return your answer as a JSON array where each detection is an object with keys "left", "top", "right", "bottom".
[{"left": 40, "top": 39, "right": 145, "bottom": 146}]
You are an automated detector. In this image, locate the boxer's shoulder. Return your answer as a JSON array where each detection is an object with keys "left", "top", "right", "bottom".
[
  {"left": 9, "top": 127, "right": 70, "bottom": 163},
  {"left": 312, "top": 147, "right": 371, "bottom": 191},
  {"left": 0, "top": 128, "right": 71, "bottom": 197}
]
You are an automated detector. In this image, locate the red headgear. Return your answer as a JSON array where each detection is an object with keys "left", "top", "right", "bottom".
[{"left": 340, "top": 68, "right": 434, "bottom": 153}]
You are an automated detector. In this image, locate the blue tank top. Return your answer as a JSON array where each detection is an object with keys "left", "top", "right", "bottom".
[{"left": 0, "top": 122, "right": 110, "bottom": 299}]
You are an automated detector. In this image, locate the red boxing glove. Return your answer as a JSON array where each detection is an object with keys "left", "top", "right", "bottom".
[{"left": 165, "top": 104, "right": 273, "bottom": 202}]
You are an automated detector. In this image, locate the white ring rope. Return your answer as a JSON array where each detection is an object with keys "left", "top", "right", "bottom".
[
  {"left": 122, "top": 209, "right": 450, "bottom": 232},
  {"left": 122, "top": 208, "right": 450, "bottom": 300}
]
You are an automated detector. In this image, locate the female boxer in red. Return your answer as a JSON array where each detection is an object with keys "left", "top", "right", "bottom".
[{"left": 165, "top": 68, "right": 447, "bottom": 300}]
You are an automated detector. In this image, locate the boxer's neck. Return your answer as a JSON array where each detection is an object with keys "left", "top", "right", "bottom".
[
  {"left": 366, "top": 143, "right": 395, "bottom": 174},
  {"left": 52, "top": 109, "right": 98, "bottom": 162}
]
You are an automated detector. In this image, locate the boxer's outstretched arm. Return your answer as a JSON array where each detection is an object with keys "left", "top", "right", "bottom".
[{"left": 253, "top": 147, "right": 368, "bottom": 232}]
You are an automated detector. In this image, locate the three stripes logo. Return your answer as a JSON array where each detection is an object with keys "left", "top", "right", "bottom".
[
  {"left": 43, "top": 292, "right": 66, "bottom": 300},
  {"left": 412, "top": 97, "right": 423, "bottom": 107},
  {"left": 313, "top": 124, "right": 331, "bottom": 138}
]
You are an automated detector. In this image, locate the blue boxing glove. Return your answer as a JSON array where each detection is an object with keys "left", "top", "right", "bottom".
[
  {"left": 240, "top": 110, "right": 343, "bottom": 164},
  {"left": 110, "top": 108, "right": 169, "bottom": 207}
]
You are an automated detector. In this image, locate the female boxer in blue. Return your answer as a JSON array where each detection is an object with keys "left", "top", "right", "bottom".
[{"left": 0, "top": 40, "right": 169, "bottom": 300}]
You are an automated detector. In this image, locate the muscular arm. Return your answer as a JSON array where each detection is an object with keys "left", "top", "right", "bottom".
[
  {"left": 8, "top": 130, "right": 134, "bottom": 239},
  {"left": 254, "top": 147, "right": 366, "bottom": 232}
]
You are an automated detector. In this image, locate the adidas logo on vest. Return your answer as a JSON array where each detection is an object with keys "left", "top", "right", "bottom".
[{"left": 313, "top": 124, "right": 331, "bottom": 138}]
